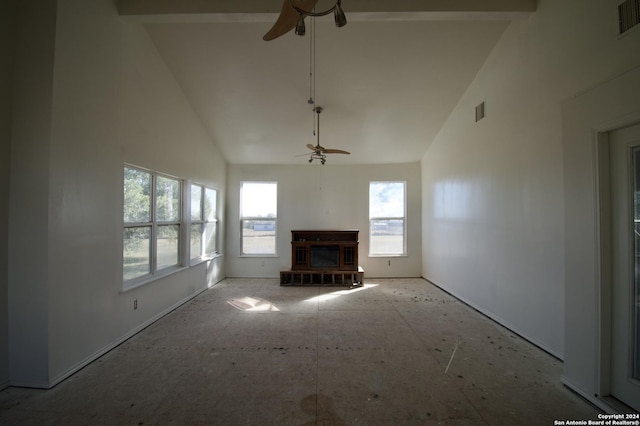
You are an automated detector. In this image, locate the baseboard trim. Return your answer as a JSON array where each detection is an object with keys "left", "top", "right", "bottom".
[{"left": 422, "top": 276, "right": 563, "bottom": 360}]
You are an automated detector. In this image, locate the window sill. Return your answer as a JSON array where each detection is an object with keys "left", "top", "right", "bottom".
[
  {"left": 121, "top": 266, "right": 188, "bottom": 293},
  {"left": 239, "top": 254, "right": 279, "bottom": 258},
  {"left": 368, "top": 254, "right": 408, "bottom": 258},
  {"left": 190, "top": 252, "right": 224, "bottom": 267}
]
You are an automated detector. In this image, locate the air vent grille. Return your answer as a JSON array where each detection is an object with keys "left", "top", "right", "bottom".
[
  {"left": 619, "top": 0, "right": 640, "bottom": 35},
  {"left": 475, "top": 101, "right": 485, "bottom": 122}
]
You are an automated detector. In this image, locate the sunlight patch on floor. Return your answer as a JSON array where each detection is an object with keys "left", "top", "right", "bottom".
[
  {"left": 227, "top": 297, "right": 280, "bottom": 312},
  {"left": 304, "top": 284, "right": 378, "bottom": 303}
]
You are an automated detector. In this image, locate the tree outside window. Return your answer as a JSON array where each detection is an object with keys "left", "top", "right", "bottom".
[
  {"left": 123, "top": 166, "right": 182, "bottom": 287},
  {"left": 190, "top": 184, "right": 218, "bottom": 261}
]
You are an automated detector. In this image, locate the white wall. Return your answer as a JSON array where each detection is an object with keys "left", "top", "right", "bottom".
[
  {"left": 8, "top": 0, "right": 227, "bottom": 387},
  {"left": 226, "top": 163, "right": 421, "bottom": 278},
  {"left": 421, "top": 0, "right": 640, "bottom": 361},
  {"left": 0, "top": 0, "right": 17, "bottom": 389},
  {"left": 8, "top": 0, "right": 57, "bottom": 388}
]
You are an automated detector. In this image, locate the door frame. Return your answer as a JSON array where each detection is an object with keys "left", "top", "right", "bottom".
[
  {"left": 596, "top": 130, "right": 613, "bottom": 400},
  {"left": 596, "top": 121, "right": 640, "bottom": 411},
  {"left": 560, "top": 65, "right": 640, "bottom": 413}
]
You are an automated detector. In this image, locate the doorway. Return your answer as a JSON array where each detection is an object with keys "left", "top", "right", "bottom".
[{"left": 608, "top": 123, "right": 640, "bottom": 411}]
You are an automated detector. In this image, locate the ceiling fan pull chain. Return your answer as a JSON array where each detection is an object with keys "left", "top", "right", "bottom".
[
  {"left": 308, "top": 16, "right": 315, "bottom": 105},
  {"left": 316, "top": 107, "right": 320, "bottom": 146},
  {"left": 312, "top": 101, "right": 316, "bottom": 136}
]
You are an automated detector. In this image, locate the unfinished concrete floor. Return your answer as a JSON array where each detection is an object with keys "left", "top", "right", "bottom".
[{"left": 0, "top": 278, "right": 599, "bottom": 425}]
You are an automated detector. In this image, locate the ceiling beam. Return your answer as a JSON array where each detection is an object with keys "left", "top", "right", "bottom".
[{"left": 117, "top": 0, "right": 536, "bottom": 17}]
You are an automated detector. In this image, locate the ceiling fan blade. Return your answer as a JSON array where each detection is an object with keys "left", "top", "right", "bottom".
[
  {"left": 323, "top": 149, "right": 350, "bottom": 155},
  {"left": 306, "top": 143, "right": 317, "bottom": 151},
  {"left": 263, "top": 0, "right": 319, "bottom": 41}
]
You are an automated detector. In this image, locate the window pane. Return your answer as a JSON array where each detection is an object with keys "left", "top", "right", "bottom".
[
  {"left": 157, "top": 224, "right": 179, "bottom": 270},
  {"left": 370, "top": 219, "right": 404, "bottom": 254},
  {"left": 190, "top": 224, "right": 202, "bottom": 260},
  {"left": 369, "top": 181, "right": 406, "bottom": 256},
  {"left": 124, "top": 167, "right": 151, "bottom": 223},
  {"left": 242, "top": 220, "right": 276, "bottom": 254},
  {"left": 204, "top": 188, "right": 217, "bottom": 221},
  {"left": 156, "top": 176, "right": 181, "bottom": 222},
  {"left": 123, "top": 227, "right": 151, "bottom": 281},
  {"left": 369, "top": 182, "right": 405, "bottom": 218},
  {"left": 190, "top": 184, "right": 202, "bottom": 221},
  {"left": 241, "top": 182, "right": 277, "bottom": 218},
  {"left": 204, "top": 222, "right": 217, "bottom": 255}
]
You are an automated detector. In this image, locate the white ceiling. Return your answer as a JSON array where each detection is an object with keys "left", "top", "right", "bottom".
[{"left": 120, "top": 1, "right": 534, "bottom": 165}]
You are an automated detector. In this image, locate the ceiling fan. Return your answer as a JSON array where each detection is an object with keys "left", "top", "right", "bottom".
[
  {"left": 302, "top": 106, "right": 350, "bottom": 164},
  {"left": 263, "top": 0, "right": 346, "bottom": 41}
]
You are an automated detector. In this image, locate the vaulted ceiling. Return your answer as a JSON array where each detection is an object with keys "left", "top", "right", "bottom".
[{"left": 118, "top": 0, "right": 535, "bottom": 165}]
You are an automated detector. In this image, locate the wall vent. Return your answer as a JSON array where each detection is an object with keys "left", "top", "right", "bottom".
[
  {"left": 618, "top": 0, "right": 640, "bottom": 35},
  {"left": 475, "top": 101, "right": 485, "bottom": 122}
]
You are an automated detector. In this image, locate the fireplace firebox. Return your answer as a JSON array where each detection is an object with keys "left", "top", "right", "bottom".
[{"left": 310, "top": 245, "right": 340, "bottom": 268}]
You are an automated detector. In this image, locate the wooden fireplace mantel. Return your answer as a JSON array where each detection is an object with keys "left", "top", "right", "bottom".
[
  {"left": 290, "top": 230, "right": 358, "bottom": 271},
  {"left": 280, "top": 230, "right": 363, "bottom": 286}
]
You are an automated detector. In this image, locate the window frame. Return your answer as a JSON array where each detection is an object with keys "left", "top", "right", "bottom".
[
  {"left": 123, "top": 165, "right": 185, "bottom": 290},
  {"left": 368, "top": 180, "right": 407, "bottom": 257},
  {"left": 240, "top": 181, "right": 278, "bottom": 257},
  {"left": 189, "top": 183, "right": 219, "bottom": 264}
]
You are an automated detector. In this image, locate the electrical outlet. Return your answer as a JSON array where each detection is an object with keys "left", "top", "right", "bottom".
[{"left": 134, "top": 299, "right": 138, "bottom": 310}]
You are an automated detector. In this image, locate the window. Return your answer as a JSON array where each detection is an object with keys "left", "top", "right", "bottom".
[
  {"left": 369, "top": 181, "right": 406, "bottom": 256},
  {"left": 123, "top": 166, "right": 182, "bottom": 286},
  {"left": 190, "top": 184, "right": 218, "bottom": 261},
  {"left": 240, "top": 182, "right": 277, "bottom": 255}
]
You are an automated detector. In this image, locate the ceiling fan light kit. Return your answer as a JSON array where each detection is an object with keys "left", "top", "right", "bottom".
[
  {"left": 263, "top": 0, "right": 346, "bottom": 41},
  {"left": 290, "top": 0, "right": 347, "bottom": 36},
  {"left": 295, "top": 14, "right": 306, "bottom": 36},
  {"left": 334, "top": 3, "right": 347, "bottom": 28}
]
